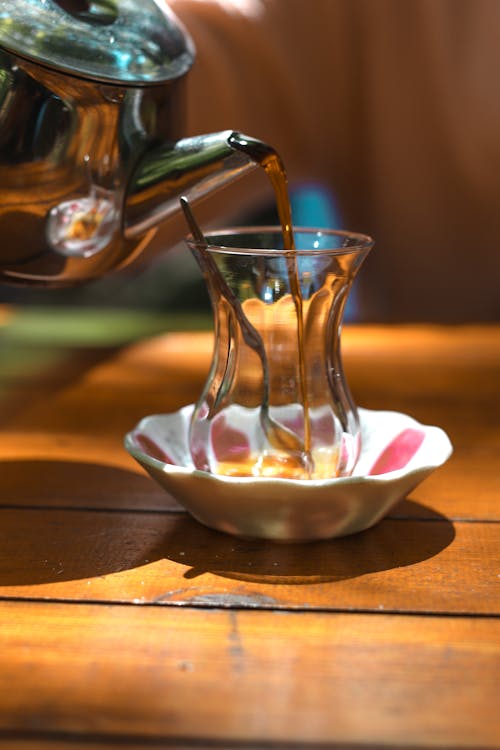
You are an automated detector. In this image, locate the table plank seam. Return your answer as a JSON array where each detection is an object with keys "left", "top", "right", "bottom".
[
  {"left": 0, "top": 729, "right": 494, "bottom": 750},
  {"left": 0, "top": 504, "right": 186, "bottom": 515},
  {"left": 0, "top": 596, "right": 498, "bottom": 618},
  {"left": 0, "top": 503, "right": 498, "bottom": 525}
]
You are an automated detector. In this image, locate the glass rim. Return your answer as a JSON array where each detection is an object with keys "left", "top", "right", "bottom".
[{"left": 185, "top": 225, "right": 374, "bottom": 256}]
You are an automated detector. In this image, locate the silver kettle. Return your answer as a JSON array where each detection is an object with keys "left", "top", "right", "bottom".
[{"left": 0, "top": 0, "right": 257, "bottom": 285}]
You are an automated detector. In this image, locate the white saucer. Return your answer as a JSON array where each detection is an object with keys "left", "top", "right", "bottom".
[{"left": 125, "top": 406, "right": 452, "bottom": 541}]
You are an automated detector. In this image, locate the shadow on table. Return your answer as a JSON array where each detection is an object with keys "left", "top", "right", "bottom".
[
  {"left": 0, "top": 459, "right": 455, "bottom": 588},
  {"left": 158, "top": 503, "right": 456, "bottom": 587}
]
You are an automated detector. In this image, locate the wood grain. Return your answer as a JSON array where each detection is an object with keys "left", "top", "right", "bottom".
[
  {"left": 0, "top": 602, "right": 498, "bottom": 748},
  {"left": 0, "top": 320, "right": 498, "bottom": 750}
]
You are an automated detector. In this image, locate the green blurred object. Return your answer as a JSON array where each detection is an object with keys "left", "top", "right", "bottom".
[{"left": 0, "top": 307, "right": 212, "bottom": 347}]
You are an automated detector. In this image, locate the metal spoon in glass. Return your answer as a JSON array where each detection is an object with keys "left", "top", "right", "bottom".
[{"left": 179, "top": 197, "right": 307, "bottom": 468}]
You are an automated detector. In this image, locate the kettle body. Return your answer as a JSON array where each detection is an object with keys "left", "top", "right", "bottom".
[
  {"left": 0, "top": 0, "right": 256, "bottom": 286},
  {"left": 0, "top": 48, "right": 187, "bottom": 285}
]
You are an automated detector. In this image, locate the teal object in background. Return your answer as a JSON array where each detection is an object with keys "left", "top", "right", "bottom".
[
  {"left": 290, "top": 183, "right": 359, "bottom": 322},
  {"left": 290, "top": 183, "right": 342, "bottom": 229}
]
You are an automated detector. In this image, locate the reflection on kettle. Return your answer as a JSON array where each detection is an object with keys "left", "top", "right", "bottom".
[{"left": 0, "top": 0, "right": 259, "bottom": 285}]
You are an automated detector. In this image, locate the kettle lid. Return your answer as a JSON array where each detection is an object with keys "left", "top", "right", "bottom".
[{"left": 0, "top": 0, "right": 195, "bottom": 84}]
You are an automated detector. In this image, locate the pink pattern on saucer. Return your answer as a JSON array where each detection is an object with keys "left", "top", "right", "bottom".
[
  {"left": 134, "top": 433, "right": 173, "bottom": 465},
  {"left": 369, "top": 428, "right": 426, "bottom": 476},
  {"left": 211, "top": 414, "right": 251, "bottom": 463}
]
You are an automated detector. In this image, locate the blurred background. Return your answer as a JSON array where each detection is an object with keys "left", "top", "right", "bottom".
[{"left": 2, "top": 0, "right": 500, "bottom": 342}]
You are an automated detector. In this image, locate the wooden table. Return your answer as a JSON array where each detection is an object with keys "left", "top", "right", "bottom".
[{"left": 0, "top": 313, "right": 498, "bottom": 749}]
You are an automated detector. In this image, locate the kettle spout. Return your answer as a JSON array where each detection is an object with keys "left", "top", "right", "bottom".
[{"left": 124, "top": 130, "right": 258, "bottom": 239}]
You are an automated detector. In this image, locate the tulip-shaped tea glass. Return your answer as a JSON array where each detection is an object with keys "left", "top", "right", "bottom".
[{"left": 186, "top": 227, "right": 373, "bottom": 481}]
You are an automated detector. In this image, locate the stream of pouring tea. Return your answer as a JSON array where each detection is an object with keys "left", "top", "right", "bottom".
[{"left": 229, "top": 135, "right": 313, "bottom": 476}]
